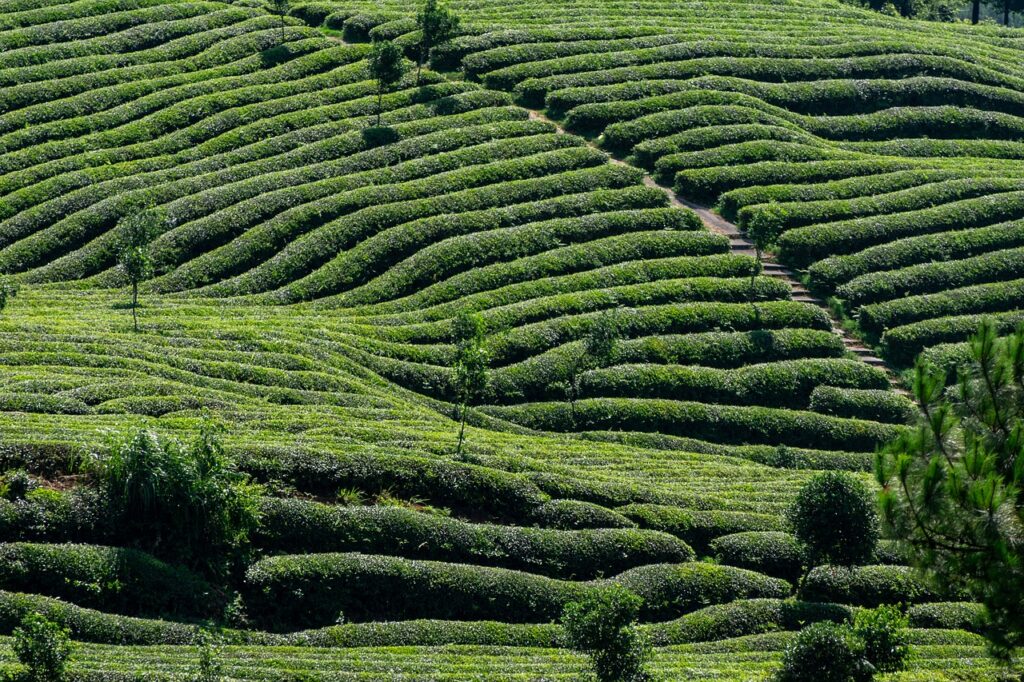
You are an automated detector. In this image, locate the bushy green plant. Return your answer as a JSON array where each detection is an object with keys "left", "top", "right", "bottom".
[
  {"left": 415, "top": 0, "right": 459, "bottom": 82},
  {"left": 853, "top": 605, "right": 910, "bottom": 673},
  {"left": 0, "top": 276, "right": 18, "bottom": 316},
  {"left": 787, "top": 471, "right": 879, "bottom": 566},
  {"left": 775, "top": 621, "right": 871, "bottom": 682},
  {"left": 561, "top": 585, "right": 651, "bottom": 682},
  {"left": 86, "top": 420, "right": 261, "bottom": 574},
  {"left": 115, "top": 209, "right": 161, "bottom": 333},
  {"left": 12, "top": 612, "right": 75, "bottom": 682},
  {"left": 368, "top": 40, "right": 406, "bottom": 127},
  {"left": 451, "top": 311, "right": 489, "bottom": 457}
]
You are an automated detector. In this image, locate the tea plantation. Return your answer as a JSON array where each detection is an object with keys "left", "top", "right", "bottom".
[{"left": 0, "top": 0, "right": 1020, "bottom": 678}]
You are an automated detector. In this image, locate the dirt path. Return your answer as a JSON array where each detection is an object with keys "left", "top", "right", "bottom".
[{"left": 526, "top": 110, "right": 908, "bottom": 393}]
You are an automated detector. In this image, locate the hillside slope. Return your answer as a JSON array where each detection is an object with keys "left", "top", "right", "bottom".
[{"left": 0, "top": 0, "right": 1018, "bottom": 678}]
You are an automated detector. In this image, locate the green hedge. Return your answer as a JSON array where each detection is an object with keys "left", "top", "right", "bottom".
[
  {"left": 809, "top": 218, "right": 1024, "bottom": 290},
  {"left": 860, "top": 278, "right": 1024, "bottom": 334},
  {"left": 256, "top": 498, "right": 692, "bottom": 578},
  {"left": 809, "top": 386, "right": 915, "bottom": 424},
  {"left": 484, "top": 398, "right": 902, "bottom": 451},
  {"left": 882, "top": 310, "right": 1024, "bottom": 365},
  {"left": 231, "top": 445, "right": 549, "bottom": 521},
  {"left": 289, "top": 619, "right": 562, "bottom": 648},
  {"left": 529, "top": 499, "right": 637, "bottom": 530},
  {"left": 710, "top": 532, "right": 804, "bottom": 582},
  {"left": 800, "top": 565, "right": 937, "bottom": 607},
  {"left": 838, "top": 246, "right": 1024, "bottom": 308},
  {"left": 244, "top": 552, "right": 789, "bottom": 630},
  {"left": 907, "top": 602, "right": 985, "bottom": 632},
  {"left": 618, "top": 503, "right": 783, "bottom": 552},
  {"left": 779, "top": 190, "right": 1024, "bottom": 267},
  {"left": 0, "top": 543, "right": 212, "bottom": 618}
]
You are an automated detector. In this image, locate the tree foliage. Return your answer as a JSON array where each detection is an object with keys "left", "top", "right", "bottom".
[
  {"left": 552, "top": 310, "right": 622, "bottom": 428},
  {"left": 116, "top": 209, "right": 162, "bottom": 332},
  {"left": 452, "top": 312, "right": 489, "bottom": 457},
  {"left": 269, "top": 0, "right": 289, "bottom": 41},
  {"left": 877, "top": 321, "right": 1024, "bottom": 658},
  {"left": 12, "top": 612, "right": 75, "bottom": 682},
  {"left": 561, "top": 585, "right": 651, "bottom": 682},
  {"left": 788, "top": 471, "right": 879, "bottom": 566},
  {"left": 415, "top": 0, "right": 460, "bottom": 82},
  {"left": 368, "top": 40, "right": 406, "bottom": 127},
  {"left": 85, "top": 418, "right": 262, "bottom": 575}
]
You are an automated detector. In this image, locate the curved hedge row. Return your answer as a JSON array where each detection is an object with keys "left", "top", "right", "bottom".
[
  {"left": 243, "top": 552, "right": 789, "bottom": 630},
  {"left": 809, "top": 386, "right": 915, "bottom": 424},
  {"left": 256, "top": 498, "right": 693, "bottom": 578},
  {"left": 0, "top": 542, "right": 212, "bottom": 618},
  {"left": 617, "top": 503, "right": 784, "bottom": 552},
  {"left": 710, "top": 532, "right": 804, "bottom": 582},
  {"left": 800, "top": 565, "right": 937, "bottom": 607},
  {"left": 483, "top": 398, "right": 902, "bottom": 451},
  {"left": 860, "top": 278, "right": 1024, "bottom": 334}
]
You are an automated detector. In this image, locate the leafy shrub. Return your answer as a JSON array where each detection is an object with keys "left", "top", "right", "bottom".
[
  {"left": 800, "top": 565, "right": 935, "bottom": 606},
  {"left": 710, "top": 532, "right": 804, "bottom": 582},
  {"left": 530, "top": 499, "right": 636, "bottom": 530},
  {"left": 775, "top": 621, "right": 871, "bottom": 682},
  {"left": 11, "top": 612, "right": 74, "bottom": 682},
  {"left": 619, "top": 503, "right": 783, "bottom": 552},
  {"left": 852, "top": 605, "right": 910, "bottom": 673},
  {"left": 562, "top": 585, "right": 651, "bottom": 682},
  {"left": 256, "top": 499, "right": 691, "bottom": 579},
  {"left": 787, "top": 471, "right": 879, "bottom": 566},
  {"left": 809, "top": 386, "right": 915, "bottom": 424},
  {"left": 84, "top": 424, "right": 261, "bottom": 574}
]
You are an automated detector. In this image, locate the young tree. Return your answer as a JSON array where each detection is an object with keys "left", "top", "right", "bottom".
[
  {"left": 13, "top": 612, "right": 75, "bottom": 682},
  {"left": 877, "top": 321, "right": 1024, "bottom": 658},
  {"left": 554, "top": 310, "right": 622, "bottom": 428},
  {"left": 788, "top": 471, "right": 879, "bottom": 567},
  {"left": 561, "top": 585, "right": 651, "bottom": 682},
  {"left": 775, "top": 621, "right": 871, "bottom": 682},
  {"left": 116, "top": 209, "right": 161, "bottom": 332},
  {"left": 86, "top": 418, "right": 262, "bottom": 575},
  {"left": 415, "top": 0, "right": 460, "bottom": 83},
  {"left": 985, "top": 0, "right": 1024, "bottom": 23},
  {"left": 451, "top": 312, "right": 489, "bottom": 458},
  {"left": 368, "top": 40, "right": 406, "bottom": 127},
  {"left": 269, "top": 0, "right": 289, "bottom": 42}
]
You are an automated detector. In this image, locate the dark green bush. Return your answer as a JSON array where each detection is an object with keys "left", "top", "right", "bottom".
[
  {"left": 562, "top": 585, "right": 650, "bottom": 682},
  {"left": 800, "top": 565, "right": 935, "bottom": 607},
  {"left": 256, "top": 499, "right": 691, "bottom": 578},
  {"left": 775, "top": 621, "right": 871, "bottom": 682},
  {"left": 787, "top": 471, "right": 879, "bottom": 566},
  {"left": 529, "top": 499, "right": 636, "bottom": 530},
  {"left": 711, "top": 532, "right": 804, "bottom": 582}
]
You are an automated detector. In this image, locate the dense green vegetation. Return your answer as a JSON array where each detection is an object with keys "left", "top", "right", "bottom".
[{"left": 0, "top": 0, "right": 1022, "bottom": 678}]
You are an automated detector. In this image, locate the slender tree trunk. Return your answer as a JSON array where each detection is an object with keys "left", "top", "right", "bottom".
[
  {"left": 972, "top": 0, "right": 981, "bottom": 23},
  {"left": 455, "top": 403, "right": 467, "bottom": 456},
  {"left": 132, "top": 282, "right": 139, "bottom": 332},
  {"left": 1004, "top": 0, "right": 1010, "bottom": 24},
  {"left": 416, "top": 46, "right": 425, "bottom": 85},
  {"left": 281, "top": 16, "right": 285, "bottom": 43},
  {"left": 376, "top": 89, "right": 383, "bottom": 127}
]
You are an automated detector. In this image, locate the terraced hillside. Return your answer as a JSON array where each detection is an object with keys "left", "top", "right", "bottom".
[
  {"left": 317, "top": 0, "right": 1024, "bottom": 371},
  {"left": 0, "top": 0, "right": 1019, "bottom": 679}
]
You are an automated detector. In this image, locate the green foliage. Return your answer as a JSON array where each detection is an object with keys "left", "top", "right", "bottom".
[
  {"left": 115, "top": 209, "right": 161, "bottom": 332},
  {"left": 0, "top": 277, "right": 18, "bottom": 315},
  {"left": 368, "top": 40, "right": 406, "bottom": 126},
  {"left": 877, "top": 321, "right": 1024, "bottom": 658},
  {"left": 561, "top": 585, "right": 651, "bottom": 682},
  {"left": 451, "top": 311, "right": 489, "bottom": 456},
  {"left": 85, "top": 421, "right": 261, "bottom": 574},
  {"left": 787, "top": 471, "right": 879, "bottom": 566},
  {"left": 195, "top": 629, "right": 224, "bottom": 682},
  {"left": 775, "top": 621, "right": 871, "bottom": 682},
  {"left": 12, "top": 612, "right": 75, "bottom": 682},
  {"left": 415, "top": 0, "right": 460, "bottom": 80},
  {"left": 852, "top": 604, "right": 910, "bottom": 673},
  {"left": 269, "top": 0, "right": 290, "bottom": 41}
]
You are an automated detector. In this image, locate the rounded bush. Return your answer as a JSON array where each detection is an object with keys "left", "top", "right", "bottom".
[
  {"left": 711, "top": 531, "right": 804, "bottom": 582},
  {"left": 800, "top": 565, "right": 935, "bottom": 607},
  {"left": 530, "top": 499, "right": 636, "bottom": 530},
  {"left": 787, "top": 471, "right": 879, "bottom": 565},
  {"left": 775, "top": 621, "right": 870, "bottom": 682}
]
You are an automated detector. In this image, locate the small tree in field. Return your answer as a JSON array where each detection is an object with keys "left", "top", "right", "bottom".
[
  {"left": 452, "top": 312, "right": 489, "bottom": 457},
  {"left": 561, "top": 585, "right": 651, "bottom": 682},
  {"left": 269, "top": 0, "right": 289, "bottom": 42},
  {"left": 368, "top": 41, "right": 406, "bottom": 127},
  {"left": 554, "top": 310, "right": 622, "bottom": 428},
  {"left": 116, "top": 209, "right": 161, "bottom": 332},
  {"left": 415, "top": 0, "right": 460, "bottom": 83},
  {"left": 13, "top": 612, "right": 75, "bottom": 682},
  {"left": 877, "top": 321, "right": 1024, "bottom": 658},
  {"left": 788, "top": 470, "right": 879, "bottom": 567}
]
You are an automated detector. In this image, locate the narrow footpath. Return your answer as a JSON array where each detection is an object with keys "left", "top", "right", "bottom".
[{"left": 525, "top": 110, "right": 908, "bottom": 394}]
